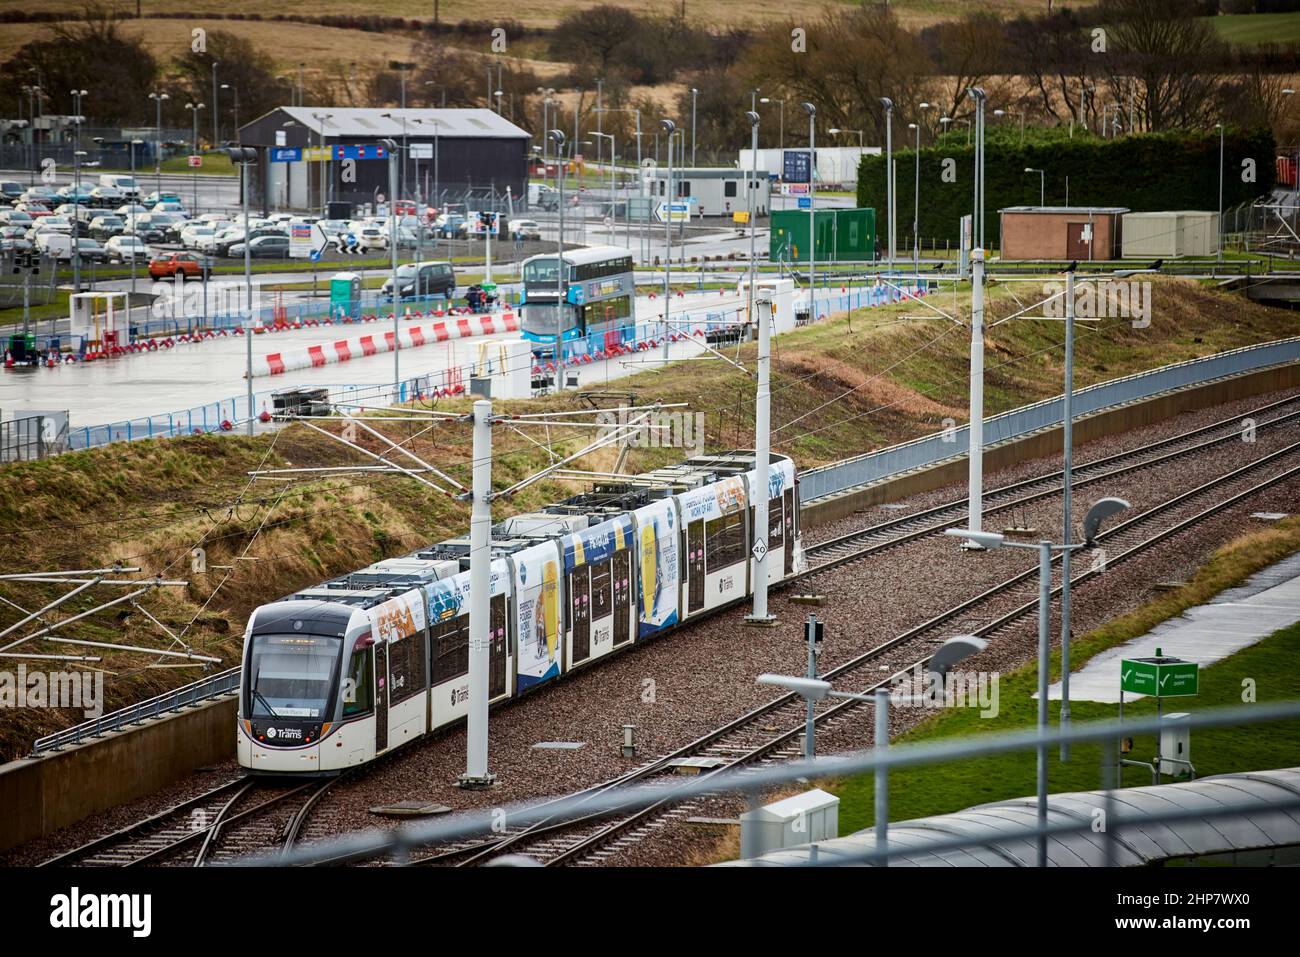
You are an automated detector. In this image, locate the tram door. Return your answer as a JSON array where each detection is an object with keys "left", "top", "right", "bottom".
[
  {"left": 611, "top": 550, "right": 632, "bottom": 647},
  {"left": 687, "top": 520, "right": 706, "bottom": 614},
  {"left": 375, "top": 643, "right": 389, "bottom": 753},
  {"left": 783, "top": 487, "right": 796, "bottom": 575},
  {"left": 489, "top": 594, "right": 508, "bottom": 699},
  {"left": 570, "top": 569, "right": 591, "bottom": 664}
]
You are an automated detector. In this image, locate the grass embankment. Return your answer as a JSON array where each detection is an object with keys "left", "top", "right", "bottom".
[
  {"left": 828, "top": 514, "right": 1300, "bottom": 836},
  {"left": 0, "top": 275, "right": 1295, "bottom": 759}
]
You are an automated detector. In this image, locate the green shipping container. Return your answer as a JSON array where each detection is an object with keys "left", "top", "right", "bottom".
[{"left": 770, "top": 207, "right": 876, "bottom": 263}]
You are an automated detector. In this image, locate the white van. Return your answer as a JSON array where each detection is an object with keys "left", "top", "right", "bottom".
[{"left": 98, "top": 174, "right": 140, "bottom": 199}]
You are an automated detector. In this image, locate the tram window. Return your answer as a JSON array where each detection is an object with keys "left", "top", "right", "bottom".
[
  {"left": 705, "top": 512, "right": 744, "bottom": 569},
  {"left": 591, "top": 562, "right": 612, "bottom": 618},
  {"left": 388, "top": 630, "right": 426, "bottom": 705},
  {"left": 432, "top": 618, "right": 469, "bottom": 683},
  {"left": 769, "top": 496, "right": 783, "bottom": 548},
  {"left": 342, "top": 647, "right": 373, "bottom": 717}
]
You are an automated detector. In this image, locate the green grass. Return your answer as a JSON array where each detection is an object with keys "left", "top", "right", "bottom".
[
  {"left": 1205, "top": 11, "right": 1300, "bottom": 46},
  {"left": 828, "top": 516, "right": 1300, "bottom": 835}
]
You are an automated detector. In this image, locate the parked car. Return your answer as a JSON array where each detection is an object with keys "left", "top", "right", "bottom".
[
  {"left": 19, "top": 187, "right": 58, "bottom": 205},
  {"left": 31, "top": 216, "right": 74, "bottom": 238},
  {"left": 57, "top": 185, "right": 97, "bottom": 204},
  {"left": 0, "top": 209, "right": 34, "bottom": 228},
  {"left": 72, "top": 237, "right": 109, "bottom": 264},
  {"left": 217, "top": 226, "right": 282, "bottom": 257},
  {"left": 89, "top": 215, "right": 126, "bottom": 240},
  {"left": 116, "top": 203, "right": 150, "bottom": 217},
  {"left": 509, "top": 218, "right": 542, "bottom": 241},
  {"left": 180, "top": 224, "right": 216, "bottom": 249},
  {"left": 437, "top": 215, "right": 467, "bottom": 239},
  {"left": 228, "top": 234, "right": 290, "bottom": 259},
  {"left": 98, "top": 174, "right": 140, "bottom": 198},
  {"left": 15, "top": 202, "right": 52, "bottom": 218},
  {"left": 0, "top": 225, "right": 32, "bottom": 252},
  {"left": 142, "top": 190, "right": 182, "bottom": 206},
  {"left": 0, "top": 181, "right": 24, "bottom": 204},
  {"left": 356, "top": 226, "right": 388, "bottom": 251},
  {"left": 381, "top": 260, "right": 457, "bottom": 301},
  {"left": 90, "top": 185, "right": 125, "bottom": 206},
  {"left": 152, "top": 201, "right": 188, "bottom": 217},
  {"left": 148, "top": 251, "right": 212, "bottom": 278},
  {"left": 105, "top": 234, "right": 150, "bottom": 263}
]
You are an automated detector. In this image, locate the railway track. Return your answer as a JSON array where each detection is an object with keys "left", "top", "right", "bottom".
[
  {"left": 425, "top": 439, "right": 1300, "bottom": 867},
  {"left": 39, "top": 776, "right": 337, "bottom": 867},
  {"left": 796, "top": 391, "right": 1300, "bottom": 580}
]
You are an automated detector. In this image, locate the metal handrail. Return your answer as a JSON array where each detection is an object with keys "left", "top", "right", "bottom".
[{"left": 31, "top": 666, "right": 240, "bottom": 755}]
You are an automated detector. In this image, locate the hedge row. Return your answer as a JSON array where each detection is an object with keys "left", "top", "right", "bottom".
[{"left": 855, "top": 127, "right": 1277, "bottom": 244}]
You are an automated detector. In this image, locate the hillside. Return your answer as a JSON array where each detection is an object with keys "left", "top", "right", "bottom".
[{"left": 0, "top": 276, "right": 1295, "bottom": 760}]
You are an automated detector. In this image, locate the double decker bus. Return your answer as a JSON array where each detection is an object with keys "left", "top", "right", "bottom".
[{"left": 520, "top": 246, "right": 635, "bottom": 351}]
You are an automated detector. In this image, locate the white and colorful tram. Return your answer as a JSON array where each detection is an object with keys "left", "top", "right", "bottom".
[{"left": 237, "top": 452, "right": 803, "bottom": 774}]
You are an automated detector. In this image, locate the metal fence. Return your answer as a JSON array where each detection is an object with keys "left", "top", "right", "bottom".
[
  {"left": 246, "top": 700, "right": 1300, "bottom": 867},
  {"left": 30, "top": 667, "right": 241, "bottom": 755},
  {"left": 799, "top": 336, "right": 1300, "bottom": 502},
  {"left": 0, "top": 412, "right": 68, "bottom": 461}
]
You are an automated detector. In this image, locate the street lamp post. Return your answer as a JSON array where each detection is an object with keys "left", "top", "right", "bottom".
[
  {"left": 909, "top": 122, "right": 920, "bottom": 276},
  {"left": 185, "top": 102, "right": 205, "bottom": 211},
  {"left": 549, "top": 129, "right": 567, "bottom": 379},
  {"left": 879, "top": 98, "right": 894, "bottom": 272},
  {"left": 944, "top": 499, "right": 1128, "bottom": 866},
  {"left": 1216, "top": 122, "right": 1224, "bottom": 264},
  {"left": 760, "top": 97, "right": 785, "bottom": 150},
  {"left": 690, "top": 88, "right": 698, "bottom": 167},
  {"left": 1025, "top": 167, "right": 1045, "bottom": 207},
  {"left": 221, "top": 84, "right": 240, "bottom": 140},
  {"left": 744, "top": 109, "right": 775, "bottom": 627},
  {"left": 211, "top": 62, "right": 219, "bottom": 145},
  {"left": 661, "top": 119, "right": 676, "bottom": 361},
  {"left": 802, "top": 102, "right": 816, "bottom": 322},
  {"left": 227, "top": 147, "right": 258, "bottom": 434},
  {"left": 128, "top": 138, "right": 142, "bottom": 295},
  {"left": 149, "top": 91, "right": 170, "bottom": 195}
]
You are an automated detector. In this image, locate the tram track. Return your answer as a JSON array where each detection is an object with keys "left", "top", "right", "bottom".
[
  {"left": 421, "top": 439, "right": 1300, "bottom": 867},
  {"left": 795, "top": 392, "right": 1300, "bottom": 581},
  {"left": 39, "top": 775, "right": 337, "bottom": 867}
]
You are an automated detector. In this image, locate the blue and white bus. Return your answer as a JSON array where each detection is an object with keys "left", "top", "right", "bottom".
[{"left": 520, "top": 246, "right": 635, "bottom": 351}]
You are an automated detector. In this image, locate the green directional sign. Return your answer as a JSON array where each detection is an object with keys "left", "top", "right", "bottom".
[{"left": 1121, "top": 657, "right": 1199, "bottom": 697}]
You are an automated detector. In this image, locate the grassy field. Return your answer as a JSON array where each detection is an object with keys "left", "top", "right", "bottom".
[
  {"left": 0, "top": 276, "right": 1296, "bottom": 758},
  {"left": 0, "top": 1, "right": 1051, "bottom": 31},
  {"left": 828, "top": 514, "right": 1300, "bottom": 836},
  {"left": 1205, "top": 11, "right": 1300, "bottom": 46}
]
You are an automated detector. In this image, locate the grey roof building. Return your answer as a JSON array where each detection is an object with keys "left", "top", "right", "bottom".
[{"left": 236, "top": 107, "right": 531, "bottom": 215}]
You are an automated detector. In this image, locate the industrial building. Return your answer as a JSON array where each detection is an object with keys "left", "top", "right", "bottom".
[
  {"left": 770, "top": 207, "right": 877, "bottom": 263},
  {"left": 999, "top": 206, "right": 1128, "bottom": 261},
  {"left": 640, "top": 167, "right": 771, "bottom": 218},
  {"left": 235, "top": 107, "right": 530, "bottom": 215},
  {"left": 738, "top": 146, "right": 880, "bottom": 188},
  {"left": 1121, "top": 211, "right": 1220, "bottom": 258}
]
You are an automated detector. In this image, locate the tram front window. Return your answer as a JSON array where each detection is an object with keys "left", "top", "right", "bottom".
[{"left": 245, "top": 634, "right": 341, "bottom": 720}]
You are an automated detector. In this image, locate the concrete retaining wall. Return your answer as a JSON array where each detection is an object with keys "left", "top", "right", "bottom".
[
  {"left": 0, "top": 693, "right": 237, "bottom": 854},
  {"left": 801, "top": 361, "right": 1300, "bottom": 530}
]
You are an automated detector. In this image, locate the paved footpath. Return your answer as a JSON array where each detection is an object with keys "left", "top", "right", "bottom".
[{"left": 1048, "top": 544, "right": 1300, "bottom": 703}]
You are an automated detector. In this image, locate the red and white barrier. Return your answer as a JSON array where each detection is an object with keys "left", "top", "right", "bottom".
[{"left": 250, "top": 310, "right": 516, "bottom": 377}]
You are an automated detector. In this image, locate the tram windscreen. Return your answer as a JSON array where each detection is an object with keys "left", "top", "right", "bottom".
[{"left": 246, "top": 634, "right": 341, "bottom": 719}]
